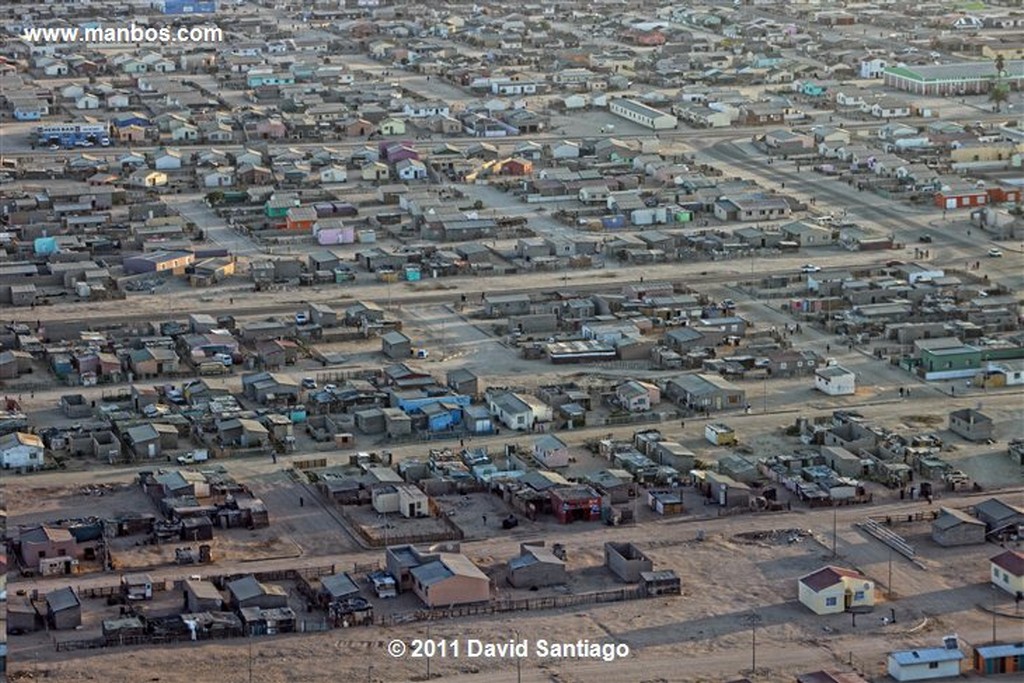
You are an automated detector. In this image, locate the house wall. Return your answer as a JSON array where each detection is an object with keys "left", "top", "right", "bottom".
[
  {"left": 604, "top": 543, "right": 652, "bottom": 582},
  {"left": 888, "top": 658, "right": 962, "bottom": 681},
  {"left": 416, "top": 575, "right": 490, "bottom": 607},
  {"left": 507, "top": 562, "right": 567, "bottom": 589},
  {"left": 798, "top": 581, "right": 845, "bottom": 615},
  {"left": 51, "top": 605, "right": 82, "bottom": 630},
  {"left": 931, "top": 521, "right": 986, "bottom": 547},
  {"left": 815, "top": 372, "right": 856, "bottom": 395},
  {"left": 535, "top": 445, "right": 569, "bottom": 468},
  {"left": 991, "top": 562, "right": 1024, "bottom": 595}
]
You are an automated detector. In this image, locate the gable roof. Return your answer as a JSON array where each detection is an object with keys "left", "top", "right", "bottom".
[
  {"left": 990, "top": 549, "right": 1024, "bottom": 577},
  {"left": 799, "top": 566, "right": 869, "bottom": 592}
]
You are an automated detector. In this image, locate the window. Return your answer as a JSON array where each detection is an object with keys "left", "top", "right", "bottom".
[
  {"left": 854, "top": 591, "right": 865, "bottom": 601},
  {"left": 825, "top": 597, "right": 837, "bottom": 607},
  {"left": 928, "top": 662, "right": 939, "bottom": 670}
]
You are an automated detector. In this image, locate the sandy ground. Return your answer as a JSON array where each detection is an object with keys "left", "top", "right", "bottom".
[{"left": 7, "top": 515, "right": 1022, "bottom": 683}]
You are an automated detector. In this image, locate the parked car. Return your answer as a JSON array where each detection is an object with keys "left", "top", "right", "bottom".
[
  {"left": 301, "top": 377, "right": 317, "bottom": 390},
  {"left": 369, "top": 571, "right": 397, "bottom": 599},
  {"left": 800, "top": 264, "right": 821, "bottom": 273},
  {"left": 918, "top": 234, "right": 933, "bottom": 243},
  {"left": 988, "top": 248, "right": 1003, "bottom": 258},
  {"left": 295, "top": 311, "right": 309, "bottom": 325}
]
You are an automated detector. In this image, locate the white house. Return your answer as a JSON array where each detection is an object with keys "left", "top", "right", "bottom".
[
  {"left": 551, "top": 141, "right": 581, "bottom": 159},
  {"left": 203, "top": 169, "right": 235, "bottom": 188},
  {"left": 887, "top": 639, "right": 964, "bottom": 682},
  {"left": 860, "top": 58, "right": 888, "bottom": 79},
  {"left": 0, "top": 432, "right": 44, "bottom": 470},
  {"left": 395, "top": 158, "right": 428, "bottom": 180},
  {"left": 814, "top": 365, "right": 856, "bottom": 396},
  {"left": 533, "top": 434, "right": 569, "bottom": 468},
  {"left": 75, "top": 93, "right": 100, "bottom": 110},
  {"left": 488, "top": 391, "right": 535, "bottom": 431},
  {"left": 402, "top": 101, "right": 450, "bottom": 118},
  {"left": 319, "top": 165, "right": 348, "bottom": 184},
  {"left": 154, "top": 149, "right": 184, "bottom": 170},
  {"left": 609, "top": 98, "right": 678, "bottom": 130},
  {"left": 561, "top": 94, "right": 588, "bottom": 110}
]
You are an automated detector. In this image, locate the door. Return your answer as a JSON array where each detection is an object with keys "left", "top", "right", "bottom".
[{"left": 844, "top": 590, "right": 852, "bottom": 610}]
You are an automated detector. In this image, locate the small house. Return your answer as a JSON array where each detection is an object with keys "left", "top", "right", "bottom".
[
  {"left": 972, "top": 641, "right": 1024, "bottom": 676},
  {"left": 887, "top": 639, "right": 964, "bottom": 682},
  {"left": 798, "top": 566, "right": 875, "bottom": 615},
  {"left": 227, "top": 575, "right": 289, "bottom": 609},
  {"left": 185, "top": 578, "right": 224, "bottom": 612},
  {"left": 647, "top": 490, "right": 684, "bottom": 515},
  {"left": 948, "top": 409, "right": 994, "bottom": 442},
  {"left": 410, "top": 553, "right": 490, "bottom": 607},
  {"left": 989, "top": 549, "right": 1024, "bottom": 597},
  {"left": 814, "top": 366, "right": 856, "bottom": 396},
  {"left": 45, "top": 587, "right": 82, "bottom": 630},
  {"left": 381, "top": 331, "right": 412, "bottom": 360},
  {"left": 931, "top": 508, "right": 986, "bottom": 547},
  {"left": 604, "top": 542, "right": 653, "bottom": 582},
  {"left": 534, "top": 434, "right": 569, "bottom": 468},
  {"left": 550, "top": 486, "right": 602, "bottom": 524},
  {"left": 506, "top": 544, "right": 568, "bottom": 588},
  {"left": 0, "top": 432, "right": 44, "bottom": 470},
  {"left": 974, "top": 498, "right": 1024, "bottom": 537}
]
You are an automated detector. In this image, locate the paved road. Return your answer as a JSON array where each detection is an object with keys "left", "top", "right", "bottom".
[
  {"left": 699, "top": 138, "right": 1024, "bottom": 290},
  {"left": 161, "top": 195, "right": 264, "bottom": 256}
]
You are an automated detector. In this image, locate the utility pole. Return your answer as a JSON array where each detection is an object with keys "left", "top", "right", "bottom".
[
  {"left": 248, "top": 634, "right": 253, "bottom": 683},
  {"left": 742, "top": 612, "right": 761, "bottom": 676},
  {"left": 992, "top": 587, "right": 998, "bottom": 644},
  {"left": 832, "top": 502, "right": 838, "bottom": 558},
  {"left": 514, "top": 629, "right": 522, "bottom": 683},
  {"left": 888, "top": 546, "right": 893, "bottom": 599}
]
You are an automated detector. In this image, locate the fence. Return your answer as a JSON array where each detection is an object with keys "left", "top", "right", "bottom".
[
  {"left": 602, "top": 412, "right": 669, "bottom": 427},
  {"left": 376, "top": 585, "right": 648, "bottom": 626}
]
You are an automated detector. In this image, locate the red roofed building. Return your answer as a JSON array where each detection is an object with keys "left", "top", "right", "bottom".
[
  {"left": 989, "top": 549, "right": 1024, "bottom": 596},
  {"left": 798, "top": 566, "right": 876, "bottom": 615}
]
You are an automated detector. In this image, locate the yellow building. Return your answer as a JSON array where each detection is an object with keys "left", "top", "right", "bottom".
[
  {"left": 798, "top": 566, "right": 876, "bottom": 615},
  {"left": 990, "top": 550, "right": 1024, "bottom": 596},
  {"left": 982, "top": 43, "right": 1024, "bottom": 61},
  {"left": 950, "top": 142, "right": 1024, "bottom": 164}
]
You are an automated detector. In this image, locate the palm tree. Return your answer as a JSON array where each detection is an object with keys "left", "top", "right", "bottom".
[{"left": 991, "top": 54, "right": 1008, "bottom": 112}]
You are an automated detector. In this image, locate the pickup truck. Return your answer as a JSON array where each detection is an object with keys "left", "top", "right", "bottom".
[{"left": 177, "top": 450, "right": 210, "bottom": 465}]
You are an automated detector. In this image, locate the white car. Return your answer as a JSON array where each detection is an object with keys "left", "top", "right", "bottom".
[
  {"left": 800, "top": 264, "right": 822, "bottom": 273},
  {"left": 987, "top": 248, "right": 1003, "bottom": 258},
  {"left": 295, "top": 311, "right": 309, "bottom": 325}
]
